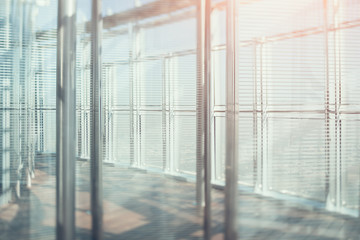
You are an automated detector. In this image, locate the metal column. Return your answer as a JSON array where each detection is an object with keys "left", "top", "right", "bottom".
[
  {"left": 56, "top": 0, "right": 77, "bottom": 239},
  {"left": 196, "top": 0, "right": 212, "bottom": 238},
  {"left": 225, "top": 0, "right": 239, "bottom": 239},
  {"left": 195, "top": 0, "right": 205, "bottom": 213},
  {"left": 90, "top": 0, "right": 104, "bottom": 239},
  {"left": 203, "top": 0, "right": 212, "bottom": 239}
]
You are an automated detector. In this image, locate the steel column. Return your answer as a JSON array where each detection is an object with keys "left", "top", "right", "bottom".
[
  {"left": 56, "top": 0, "right": 77, "bottom": 239},
  {"left": 196, "top": 0, "right": 212, "bottom": 237},
  {"left": 196, "top": 0, "right": 212, "bottom": 238},
  {"left": 225, "top": 0, "right": 239, "bottom": 239},
  {"left": 196, "top": 0, "right": 205, "bottom": 213},
  {"left": 91, "top": 0, "right": 104, "bottom": 239},
  {"left": 203, "top": 0, "right": 212, "bottom": 238}
]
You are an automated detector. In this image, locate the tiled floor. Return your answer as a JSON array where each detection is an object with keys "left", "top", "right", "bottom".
[{"left": 0, "top": 154, "right": 359, "bottom": 240}]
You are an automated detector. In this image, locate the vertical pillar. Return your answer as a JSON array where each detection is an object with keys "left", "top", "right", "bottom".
[
  {"left": 196, "top": 0, "right": 212, "bottom": 238},
  {"left": 56, "top": 0, "right": 77, "bottom": 239},
  {"left": 90, "top": 0, "right": 103, "bottom": 239},
  {"left": 225, "top": 0, "right": 239, "bottom": 239},
  {"left": 196, "top": 0, "right": 205, "bottom": 212},
  {"left": 203, "top": 0, "right": 212, "bottom": 238},
  {"left": 56, "top": 0, "right": 76, "bottom": 240}
]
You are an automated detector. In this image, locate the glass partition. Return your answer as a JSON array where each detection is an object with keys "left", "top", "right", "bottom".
[
  {"left": 1, "top": 0, "right": 360, "bottom": 239},
  {"left": 0, "top": 0, "right": 57, "bottom": 239}
]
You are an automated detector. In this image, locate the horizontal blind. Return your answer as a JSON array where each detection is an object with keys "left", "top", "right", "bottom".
[
  {"left": 99, "top": 1, "right": 202, "bottom": 239},
  {"left": 0, "top": 0, "right": 57, "bottom": 239},
  {"left": 231, "top": 0, "right": 360, "bottom": 212},
  {"left": 333, "top": 0, "right": 360, "bottom": 210}
]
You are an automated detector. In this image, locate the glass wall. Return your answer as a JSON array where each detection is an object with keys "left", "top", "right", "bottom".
[
  {"left": 1, "top": 0, "right": 360, "bottom": 239},
  {"left": 99, "top": 2, "right": 203, "bottom": 239},
  {"left": 0, "top": 0, "right": 57, "bottom": 239}
]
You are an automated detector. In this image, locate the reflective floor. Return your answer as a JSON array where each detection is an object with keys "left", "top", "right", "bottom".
[{"left": 0, "top": 155, "right": 359, "bottom": 240}]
